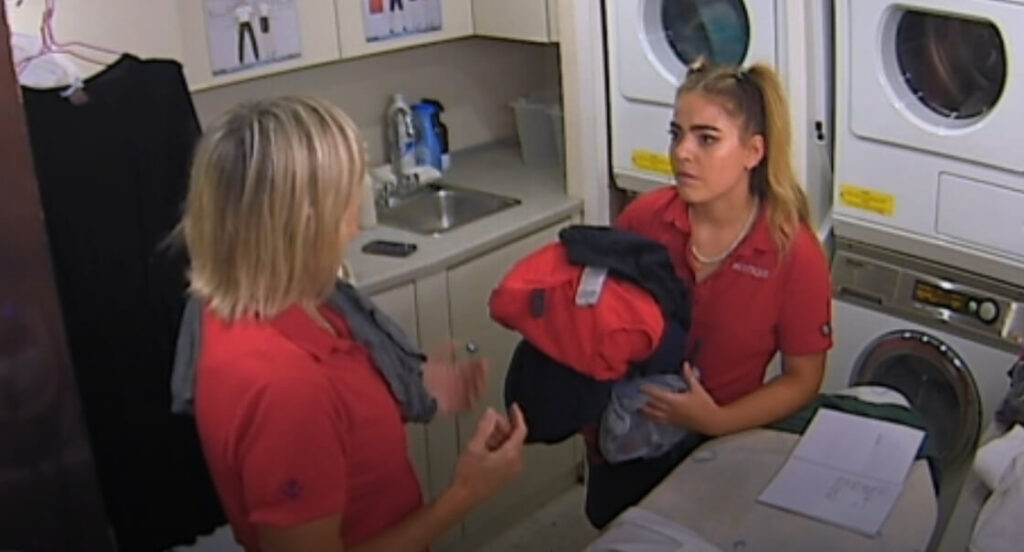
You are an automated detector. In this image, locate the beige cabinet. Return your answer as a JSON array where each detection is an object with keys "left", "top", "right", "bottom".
[
  {"left": 176, "top": 0, "right": 342, "bottom": 90},
  {"left": 9, "top": 0, "right": 551, "bottom": 93},
  {"left": 448, "top": 221, "right": 580, "bottom": 550},
  {"left": 367, "top": 283, "right": 433, "bottom": 497},
  {"left": 335, "top": 0, "right": 474, "bottom": 59},
  {"left": 471, "top": 0, "right": 559, "bottom": 43}
]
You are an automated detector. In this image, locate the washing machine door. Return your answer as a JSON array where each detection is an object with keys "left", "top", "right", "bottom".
[
  {"left": 851, "top": 329, "right": 982, "bottom": 481},
  {"left": 612, "top": 0, "right": 776, "bottom": 107},
  {"left": 847, "top": 0, "right": 1021, "bottom": 172},
  {"left": 895, "top": 11, "right": 1005, "bottom": 122}
]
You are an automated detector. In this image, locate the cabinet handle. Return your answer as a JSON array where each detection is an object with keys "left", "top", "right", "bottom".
[{"left": 465, "top": 341, "right": 479, "bottom": 354}]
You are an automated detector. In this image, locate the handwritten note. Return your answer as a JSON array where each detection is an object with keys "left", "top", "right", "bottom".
[{"left": 757, "top": 408, "right": 924, "bottom": 536}]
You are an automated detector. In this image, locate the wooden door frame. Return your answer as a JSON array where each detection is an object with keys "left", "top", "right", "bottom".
[{"left": 0, "top": 4, "right": 114, "bottom": 550}]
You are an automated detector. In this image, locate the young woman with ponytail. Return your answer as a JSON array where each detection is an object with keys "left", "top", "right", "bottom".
[{"left": 587, "top": 60, "right": 833, "bottom": 527}]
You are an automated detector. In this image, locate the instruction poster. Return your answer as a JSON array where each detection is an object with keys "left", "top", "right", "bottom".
[
  {"left": 363, "top": 0, "right": 442, "bottom": 43},
  {"left": 203, "top": 0, "right": 302, "bottom": 76}
]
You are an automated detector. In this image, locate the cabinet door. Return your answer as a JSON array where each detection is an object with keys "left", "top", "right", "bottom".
[
  {"left": 336, "top": 0, "right": 473, "bottom": 59},
  {"left": 447, "top": 220, "right": 581, "bottom": 549},
  {"left": 472, "top": 0, "right": 553, "bottom": 43},
  {"left": 368, "top": 283, "right": 432, "bottom": 495},
  {"left": 546, "top": 0, "right": 559, "bottom": 43},
  {"left": 176, "top": 0, "right": 341, "bottom": 91},
  {"left": 412, "top": 272, "right": 462, "bottom": 552}
]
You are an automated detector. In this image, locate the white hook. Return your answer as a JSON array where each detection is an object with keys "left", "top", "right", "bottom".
[{"left": 59, "top": 76, "right": 84, "bottom": 99}]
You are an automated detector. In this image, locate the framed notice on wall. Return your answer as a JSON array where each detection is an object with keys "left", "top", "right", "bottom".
[
  {"left": 203, "top": 0, "right": 303, "bottom": 75},
  {"left": 363, "top": 0, "right": 442, "bottom": 43}
]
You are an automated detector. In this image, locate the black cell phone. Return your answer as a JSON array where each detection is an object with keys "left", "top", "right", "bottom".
[{"left": 361, "top": 239, "right": 417, "bottom": 257}]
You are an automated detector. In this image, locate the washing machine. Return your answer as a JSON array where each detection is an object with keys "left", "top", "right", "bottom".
[
  {"left": 834, "top": 0, "right": 1024, "bottom": 286},
  {"left": 606, "top": 0, "right": 834, "bottom": 232},
  {"left": 826, "top": 238, "right": 1024, "bottom": 549}
]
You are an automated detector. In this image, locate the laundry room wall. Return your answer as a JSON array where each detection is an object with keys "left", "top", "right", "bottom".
[
  {"left": 191, "top": 37, "right": 562, "bottom": 165},
  {"left": 6, "top": 0, "right": 561, "bottom": 167}
]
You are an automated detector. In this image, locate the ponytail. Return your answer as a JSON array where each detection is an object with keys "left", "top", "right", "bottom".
[{"left": 678, "top": 61, "right": 811, "bottom": 248}]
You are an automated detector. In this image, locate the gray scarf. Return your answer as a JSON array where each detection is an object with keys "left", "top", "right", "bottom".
[{"left": 170, "top": 280, "right": 437, "bottom": 423}]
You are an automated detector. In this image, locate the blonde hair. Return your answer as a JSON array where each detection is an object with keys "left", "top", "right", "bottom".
[
  {"left": 180, "top": 96, "right": 365, "bottom": 320},
  {"left": 677, "top": 60, "right": 811, "bottom": 248}
]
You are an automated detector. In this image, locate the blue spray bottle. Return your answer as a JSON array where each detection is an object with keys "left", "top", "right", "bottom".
[
  {"left": 412, "top": 98, "right": 450, "bottom": 171},
  {"left": 412, "top": 102, "right": 443, "bottom": 171}
]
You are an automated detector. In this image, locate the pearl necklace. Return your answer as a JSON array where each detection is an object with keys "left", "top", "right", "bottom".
[{"left": 689, "top": 198, "right": 760, "bottom": 265}]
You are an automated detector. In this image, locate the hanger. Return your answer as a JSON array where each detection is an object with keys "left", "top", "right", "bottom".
[{"left": 15, "top": 0, "right": 121, "bottom": 101}]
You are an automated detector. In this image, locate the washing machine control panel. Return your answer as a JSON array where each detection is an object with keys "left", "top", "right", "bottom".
[
  {"left": 833, "top": 242, "right": 1024, "bottom": 348},
  {"left": 912, "top": 280, "right": 1002, "bottom": 325},
  {"left": 975, "top": 300, "right": 1001, "bottom": 324}
]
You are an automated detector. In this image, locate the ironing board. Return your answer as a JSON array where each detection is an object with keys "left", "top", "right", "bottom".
[{"left": 629, "top": 428, "right": 938, "bottom": 552}]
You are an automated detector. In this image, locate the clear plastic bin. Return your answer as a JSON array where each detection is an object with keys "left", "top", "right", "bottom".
[{"left": 511, "top": 93, "right": 565, "bottom": 168}]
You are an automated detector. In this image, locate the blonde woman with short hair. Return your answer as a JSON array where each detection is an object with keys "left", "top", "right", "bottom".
[{"left": 181, "top": 97, "right": 526, "bottom": 552}]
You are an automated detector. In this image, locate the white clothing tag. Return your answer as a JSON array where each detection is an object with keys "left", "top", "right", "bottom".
[{"left": 576, "top": 266, "right": 609, "bottom": 306}]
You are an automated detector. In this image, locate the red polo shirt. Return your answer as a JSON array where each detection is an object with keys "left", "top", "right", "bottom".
[
  {"left": 616, "top": 187, "right": 833, "bottom": 405},
  {"left": 195, "top": 304, "right": 422, "bottom": 551}
]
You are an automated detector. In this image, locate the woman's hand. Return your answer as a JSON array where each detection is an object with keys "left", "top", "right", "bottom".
[
  {"left": 450, "top": 405, "right": 527, "bottom": 504},
  {"left": 641, "top": 362, "right": 729, "bottom": 436},
  {"left": 423, "top": 341, "right": 488, "bottom": 415}
]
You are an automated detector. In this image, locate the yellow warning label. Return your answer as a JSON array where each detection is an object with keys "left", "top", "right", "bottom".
[
  {"left": 839, "top": 184, "right": 895, "bottom": 216},
  {"left": 631, "top": 149, "right": 673, "bottom": 175}
]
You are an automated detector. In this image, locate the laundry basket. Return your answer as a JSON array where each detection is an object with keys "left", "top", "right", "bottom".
[{"left": 511, "top": 93, "right": 565, "bottom": 168}]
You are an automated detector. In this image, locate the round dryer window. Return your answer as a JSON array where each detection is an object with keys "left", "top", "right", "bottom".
[
  {"left": 850, "top": 330, "right": 982, "bottom": 481},
  {"left": 660, "top": 0, "right": 750, "bottom": 67},
  {"left": 893, "top": 10, "right": 1006, "bottom": 121}
]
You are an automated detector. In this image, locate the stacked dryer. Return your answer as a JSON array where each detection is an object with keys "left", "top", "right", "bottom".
[{"left": 833, "top": 0, "right": 1024, "bottom": 284}]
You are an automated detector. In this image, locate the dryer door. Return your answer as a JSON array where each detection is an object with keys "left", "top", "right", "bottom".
[
  {"left": 851, "top": 330, "right": 982, "bottom": 483},
  {"left": 847, "top": 0, "right": 1023, "bottom": 172},
  {"left": 613, "top": 0, "right": 776, "bottom": 107}
]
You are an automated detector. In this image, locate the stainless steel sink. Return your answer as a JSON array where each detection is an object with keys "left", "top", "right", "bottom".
[{"left": 377, "top": 183, "right": 521, "bottom": 235}]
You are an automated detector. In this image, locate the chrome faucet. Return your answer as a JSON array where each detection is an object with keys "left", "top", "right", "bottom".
[{"left": 381, "top": 94, "right": 418, "bottom": 207}]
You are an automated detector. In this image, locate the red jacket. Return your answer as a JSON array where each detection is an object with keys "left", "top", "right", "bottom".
[{"left": 488, "top": 242, "right": 664, "bottom": 381}]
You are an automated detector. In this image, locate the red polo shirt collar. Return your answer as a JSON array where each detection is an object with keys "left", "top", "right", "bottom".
[
  {"left": 269, "top": 304, "right": 352, "bottom": 362},
  {"left": 661, "top": 194, "right": 777, "bottom": 259}
]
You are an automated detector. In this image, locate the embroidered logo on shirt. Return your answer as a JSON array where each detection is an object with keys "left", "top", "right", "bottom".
[
  {"left": 731, "top": 262, "right": 771, "bottom": 279},
  {"left": 282, "top": 478, "right": 303, "bottom": 500}
]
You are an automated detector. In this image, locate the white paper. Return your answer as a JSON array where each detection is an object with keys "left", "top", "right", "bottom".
[
  {"left": 758, "top": 408, "right": 925, "bottom": 536},
  {"left": 363, "top": 0, "right": 442, "bottom": 43},
  {"left": 203, "top": 0, "right": 303, "bottom": 76}
]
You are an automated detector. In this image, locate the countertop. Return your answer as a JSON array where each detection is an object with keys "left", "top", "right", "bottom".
[
  {"left": 594, "top": 429, "right": 937, "bottom": 552},
  {"left": 348, "top": 142, "right": 583, "bottom": 294}
]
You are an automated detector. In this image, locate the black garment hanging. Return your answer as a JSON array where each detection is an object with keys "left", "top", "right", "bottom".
[{"left": 22, "top": 55, "right": 224, "bottom": 551}]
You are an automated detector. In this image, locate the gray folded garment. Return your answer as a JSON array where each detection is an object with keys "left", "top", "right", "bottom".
[
  {"left": 170, "top": 280, "right": 437, "bottom": 423},
  {"left": 169, "top": 297, "right": 201, "bottom": 416},
  {"left": 599, "top": 374, "right": 690, "bottom": 463},
  {"left": 328, "top": 281, "right": 437, "bottom": 423}
]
